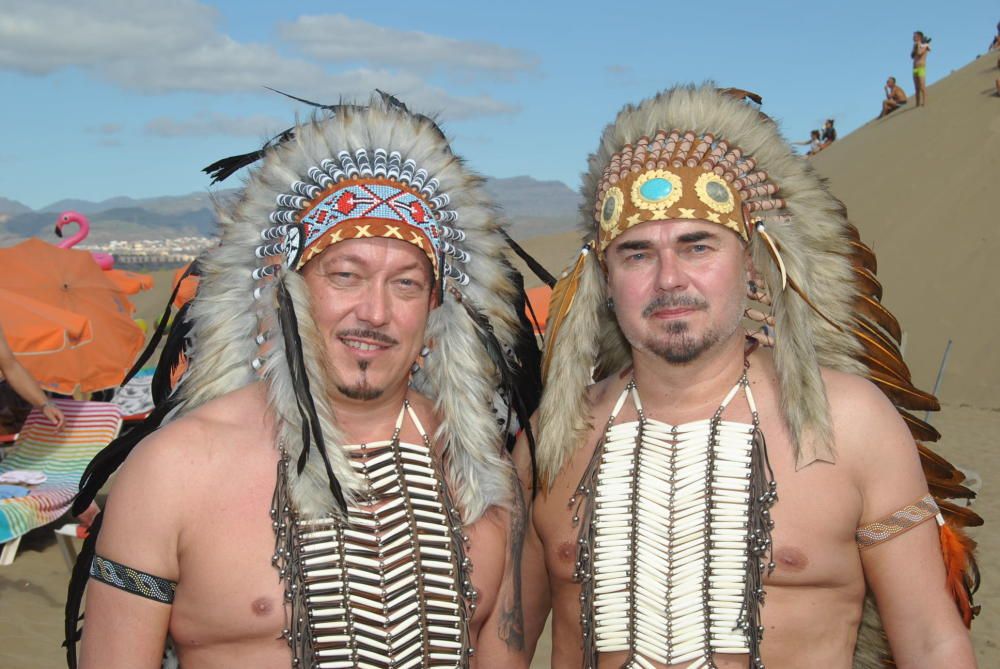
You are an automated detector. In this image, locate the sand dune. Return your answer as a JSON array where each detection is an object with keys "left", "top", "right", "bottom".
[{"left": 810, "top": 52, "right": 1000, "bottom": 409}]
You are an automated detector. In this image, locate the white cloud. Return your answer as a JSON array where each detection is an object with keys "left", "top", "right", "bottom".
[
  {"left": 144, "top": 112, "right": 286, "bottom": 138},
  {"left": 277, "top": 14, "right": 537, "bottom": 79},
  {"left": 0, "top": 0, "right": 518, "bottom": 119}
]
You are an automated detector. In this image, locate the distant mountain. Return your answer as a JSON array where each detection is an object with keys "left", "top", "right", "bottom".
[
  {"left": 2, "top": 206, "right": 218, "bottom": 243},
  {"left": 39, "top": 196, "right": 140, "bottom": 214},
  {"left": 0, "top": 197, "right": 31, "bottom": 216},
  {"left": 484, "top": 176, "right": 581, "bottom": 219},
  {"left": 0, "top": 176, "right": 579, "bottom": 242}
]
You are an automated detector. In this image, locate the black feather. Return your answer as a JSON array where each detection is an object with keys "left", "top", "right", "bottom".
[
  {"left": 264, "top": 86, "right": 346, "bottom": 111},
  {"left": 150, "top": 300, "right": 193, "bottom": 406},
  {"left": 275, "top": 279, "right": 348, "bottom": 513},
  {"left": 459, "top": 295, "right": 539, "bottom": 496},
  {"left": 202, "top": 128, "right": 295, "bottom": 184},
  {"left": 376, "top": 89, "right": 410, "bottom": 113},
  {"left": 72, "top": 398, "right": 178, "bottom": 516},
  {"left": 64, "top": 510, "right": 103, "bottom": 668},
  {"left": 501, "top": 229, "right": 556, "bottom": 288}
]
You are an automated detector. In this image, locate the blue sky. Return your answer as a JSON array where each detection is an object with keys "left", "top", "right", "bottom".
[{"left": 1, "top": 0, "right": 996, "bottom": 210}]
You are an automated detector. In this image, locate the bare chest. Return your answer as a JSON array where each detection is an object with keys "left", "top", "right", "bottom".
[
  {"left": 536, "top": 417, "right": 866, "bottom": 601},
  {"left": 168, "top": 447, "right": 287, "bottom": 650}
]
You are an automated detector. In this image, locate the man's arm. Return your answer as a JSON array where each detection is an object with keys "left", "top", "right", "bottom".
[
  {"left": 476, "top": 427, "right": 551, "bottom": 665},
  {"left": 78, "top": 424, "right": 189, "bottom": 669},
  {"left": 835, "top": 376, "right": 976, "bottom": 668},
  {"left": 0, "top": 324, "right": 63, "bottom": 428}
]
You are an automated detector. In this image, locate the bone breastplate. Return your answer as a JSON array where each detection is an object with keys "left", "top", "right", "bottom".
[
  {"left": 572, "top": 372, "right": 777, "bottom": 669},
  {"left": 272, "top": 401, "right": 474, "bottom": 668}
]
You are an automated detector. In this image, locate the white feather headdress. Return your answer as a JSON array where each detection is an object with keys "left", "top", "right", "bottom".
[{"left": 177, "top": 94, "right": 521, "bottom": 523}]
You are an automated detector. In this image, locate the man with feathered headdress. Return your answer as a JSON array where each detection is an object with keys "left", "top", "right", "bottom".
[
  {"left": 65, "top": 93, "right": 538, "bottom": 668},
  {"left": 512, "top": 85, "right": 979, "bottom": 668}
]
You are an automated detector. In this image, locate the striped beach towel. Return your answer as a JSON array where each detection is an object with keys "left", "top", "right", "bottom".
[{"left": 0, "top": 399, "right": 121, "bottom": 544}]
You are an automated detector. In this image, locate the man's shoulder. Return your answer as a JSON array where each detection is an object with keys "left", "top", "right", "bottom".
[
  {"left": 821, "top": 367, "right": 895, "bottom": 418},
  {"left": 820, "top": 367, "right": 916, "bottom": 469},
  {"left": 125, "top": 383, "right": 272, "bottom": 475}
]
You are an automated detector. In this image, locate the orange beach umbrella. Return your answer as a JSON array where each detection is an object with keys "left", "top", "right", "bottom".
[
  {"left": 103, "top": 268, "right": 154, "bottom": 297},
  {"left": 0, "top": 239, "right": 145, "bottom": 394},
  {"left": 524, "top": 285, "right": 551, "bottom": 334},
  {"left": 0, "top": 288, "right": 93, "bottom": 354}
]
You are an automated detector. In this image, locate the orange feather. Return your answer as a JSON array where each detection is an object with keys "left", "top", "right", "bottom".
[
  {"left": 938, "top": 522, "right": 979, "bottom": 627},
  {"left": 541, "top": 243, "right": 594, "bottom": 383}
]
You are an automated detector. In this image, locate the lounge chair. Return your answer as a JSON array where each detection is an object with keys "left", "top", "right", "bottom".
[{"left": 0, "top": 399, "right": 121, "bottom": 565}]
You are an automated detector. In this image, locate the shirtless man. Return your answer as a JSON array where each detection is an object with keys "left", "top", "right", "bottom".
[
  {"left": 879, "top": 76, "right": 908, "bottom": 118},
  {"left": 69, "top": 94, "right": 532, "bottom": 668},
  {"left": 515, "top": 85, "right": 977, "bottom": 668},
  {"left": 912, "top": 31, "right": 931, "bottom": 107}
]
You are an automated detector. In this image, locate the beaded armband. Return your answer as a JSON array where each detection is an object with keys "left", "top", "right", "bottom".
[
  {"left": 90, "top": 554, "right": 177, "bottom": 604},
  {"left": 855, "top": 494, "right": 942, "bottom": 550}
]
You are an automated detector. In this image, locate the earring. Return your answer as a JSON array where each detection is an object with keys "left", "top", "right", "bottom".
[
  {"left": 420, "top": 345, "right": 430, "bottom": 358},
  {"left": 606, "top": 297, "right": 615, "bottom": 311}
]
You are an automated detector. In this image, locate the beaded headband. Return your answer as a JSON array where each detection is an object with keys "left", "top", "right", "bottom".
[
  {"left": 594, "top": 130, "right": 783, "bottom": 253},
  {"left": 257, "top": 148, "right": 470, "bottom": 285}
]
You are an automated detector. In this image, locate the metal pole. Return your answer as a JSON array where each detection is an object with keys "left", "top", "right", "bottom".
[{"left": 925, "top": 339, "right": 952, "bottom": 423}]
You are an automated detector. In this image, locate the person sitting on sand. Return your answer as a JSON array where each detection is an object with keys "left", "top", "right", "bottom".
[
  {"left": 793, "top": 129, "right": 823, "bottom": 155},
  {"left": 879, "top": 76, "right": 909, "bottom": 117},
  {"left": 819, "top": 118, "right": 837, "bottom": 149},
  {"left": 912, "top": 31, "right": 931, "bottom": 107}
]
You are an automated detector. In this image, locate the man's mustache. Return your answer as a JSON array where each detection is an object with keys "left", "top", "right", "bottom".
[
  {"left": 336, "top": 328, "right": 399, "bottom": 345},
  {"left": 641, "top": 295, "right": 708, "bottom": 318}
]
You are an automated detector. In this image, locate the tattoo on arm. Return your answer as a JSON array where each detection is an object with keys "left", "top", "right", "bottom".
[{"left": 498, "top": 469, "right": 527, "bottom": 651}]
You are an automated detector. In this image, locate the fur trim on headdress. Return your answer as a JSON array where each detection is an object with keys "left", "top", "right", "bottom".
[
  {"left": 539, "top": 83, "right": 866, "bottom": 484},
  {"left": 173, "top": 96, "right": 520, "bottom": 523}
]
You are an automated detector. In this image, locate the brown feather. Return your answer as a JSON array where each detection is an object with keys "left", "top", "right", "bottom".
[
  {"left": 938, "top": 499, "right": 984, "bottom": 528},
  {"left": 859, "top": 353, "right": 910, "bottom": 385},
  {"left": 917, "top": 443, "right": 963, "bottom": 481},
  {"left": 855, "top": 295, "right": 902, "bottom": 343},
  {"left": 854, "top": 318, "right": 904, "bottom": 363},
  {"left": 843, "top": 222, "right": 862, "bottom": 241},
  {"left": 849, "top": 240, "right": 878, "bottom": 273},
  {"left": 852, "top": 266, "right": 883, "bottom": 300},
  {"left": 852, "top": 325, "right": 911, "bottom": 381},
  {"left": 901, "top": 410, "right": 942, "bottom": 442},
  {"left": 542, "top": 244, "right": 594, "bottom": 383},
  {"left": 867, "top": 369, "right": 941, "bottom": 411},
  {"left": 928, "top": 479, "right": 977, "bottom": 501}
]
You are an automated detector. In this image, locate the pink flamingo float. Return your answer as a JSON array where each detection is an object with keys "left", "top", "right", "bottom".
[{"left": 54, "top": 211, "right": 115, "bottom": 270}]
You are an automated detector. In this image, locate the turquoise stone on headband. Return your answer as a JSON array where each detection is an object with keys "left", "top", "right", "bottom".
[
  {"left": 639, "top": 178, "right": 672, "bottom": 201},
  {"left": 705, "top": 180, "right": 730, "bottom": 203}
]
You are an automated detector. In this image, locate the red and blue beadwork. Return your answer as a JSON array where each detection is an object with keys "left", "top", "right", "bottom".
[{"left": 296, "top": 178, "right": 440, "bottom": 274}]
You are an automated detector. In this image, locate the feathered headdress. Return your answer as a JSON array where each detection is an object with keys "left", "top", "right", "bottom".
[
  {"left": 537, "top": 84, "right": 979, "bottom": 666},
  {"left": 184, "top": 93, "right": 530, "bottom": 522}
]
